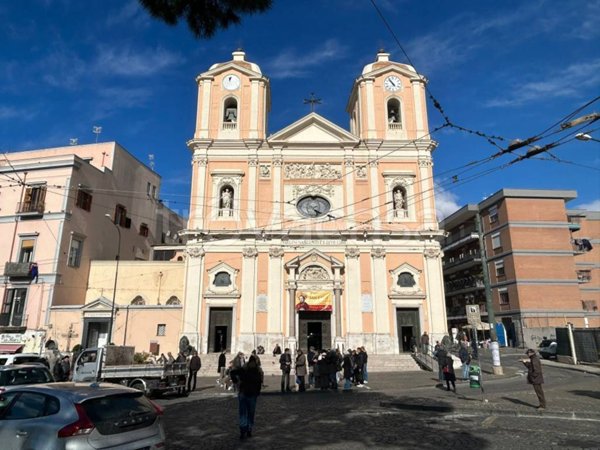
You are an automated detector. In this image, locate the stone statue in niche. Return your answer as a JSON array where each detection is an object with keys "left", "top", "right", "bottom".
[{"left": 220, "top": 188, "right": 232, "bottom": 209}]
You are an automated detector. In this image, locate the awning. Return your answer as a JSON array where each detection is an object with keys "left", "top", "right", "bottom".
[{"left": 0, "top": 344, "right": 24, "bottom": 354}]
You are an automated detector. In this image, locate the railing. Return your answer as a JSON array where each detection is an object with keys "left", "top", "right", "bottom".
[
  {"left": 442, "top": 232, "right": 479, "bottom": 250},
  {"left": 388, "top": 122, "right": 402, "bottom": 130},
  {"left": 4, "top": 262, "right": 32, "bottom": 278},
  {"left": 17, "top": 201, "right": 45, "bottom": 215},
  {"left": 443, "top": 253, "right": 481, "bottom": 270},
  {"left": 222, "top": 122, "right": 237, "bottom": 130}
]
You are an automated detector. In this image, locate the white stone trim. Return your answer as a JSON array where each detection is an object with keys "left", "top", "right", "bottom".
[
  {"left": 206, "top": 262, "right": 239, "bottom": 295},
  {"left": 210, "top": 173, "right": 243, "bottom": 221},
  {"left": 384, "top": 172, "right": 416, "bottom": 222},
  {"left": 389, "top": 263, "right": 423, "bottom": 296}
]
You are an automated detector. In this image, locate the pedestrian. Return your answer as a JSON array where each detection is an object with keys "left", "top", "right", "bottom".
[
  {"left": 307, "top": 346, "right": 317, "bottom": 387},
  {"left": 235, "top": 355, "right": 263, "bottom": 440},
  {"left": 187, "top": 351, "right": 201, "bottom": 391},
  {"left": 342, "top": 349, "right": 354, "bottom": 391},
  {"left": 217, "top": 349, "right": 227, "bottom": 386},
  {"left": 272, "top": 343, "right": 282, "bottom": 356},
  {"left": 53, "top": 356, "right": 66, "bottom": 381},
  {"left": 232, "top": 352, "right": 245, "bottom": 393},
  {"left": 361, "top": 347, "right": 369, "bottom": 384},
  {"left": 327, "top": 349, "right": 339, "bottom": 390},
  {"left": 434, "top": 342, "right": 447, "bottom": 382},
  {"left": 421, "top": 331, "right": 430, "bottom": 354},
  {"left": 295, "top": 349, "right": 307, "bottom": 392},
  {"left": 279, "top": 348, "right": 292, "bottom": 393},
  {"left": 60, "top": 355, "right": 71, "bottom": 381},
  {"left": 458, "top": 342, "right": 471, "bottom": 381},
  {"left": 443, "top": 355, "right": 456, "bottom": 392},
  {"left": 354, "top": 347, "right": 365, "bottom": 387},
  {"left": 522, "top": 349, "right": 546, "bottom": 410},
  {"left": 251, "top": 349, "right": 261, "bottom": 367}
]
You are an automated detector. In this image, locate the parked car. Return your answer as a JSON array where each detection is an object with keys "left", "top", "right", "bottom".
[
  {"left": 538, "top": 339, "right": 557, "bottom": 359},
  {"left": 0, "top": 382, "right": 166, "bottom": 450},
  {"left": 0, "top": 353, "right": 49, "bottom": 367},
  {"left": 0, "top": 364, "right": 54, "bottom": 388}
]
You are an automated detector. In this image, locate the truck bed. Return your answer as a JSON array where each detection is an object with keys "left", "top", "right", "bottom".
[{"left": 102, "top": 362, "right": 187, "bottom": 379}]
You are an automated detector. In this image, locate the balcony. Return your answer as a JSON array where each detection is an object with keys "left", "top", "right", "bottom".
[
  {"left": 3, "top": 262, "right": 33, "bottom": 279},
  {"left": 388, "top": 122, "right": 402, "bottom": 131},
  {"left": 442, "top": 253, "right": 482, "bottom": 274},
  {"left": 445, "top": 276, "right": 485, "bottom": 295},
  {"left": 17, "top": 200, "right": 45, "bottom": 217},
  {"left": 442, "top": 231, "right": 479, "bottom": 251},
  {"left": 222, "top": 122, "right": 237, "bottom": 131},
  {"left": 572, "top": 239, "right": 593, "bottom": 254}
]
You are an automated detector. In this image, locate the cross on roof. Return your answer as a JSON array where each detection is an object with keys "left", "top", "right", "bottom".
[{"left": 303, "top": 93, "right": 322, "bottom": 112}]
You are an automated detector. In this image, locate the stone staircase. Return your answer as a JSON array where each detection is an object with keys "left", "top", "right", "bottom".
[{"left": 197, "top": 353, "right": 420, "bottom": 377}]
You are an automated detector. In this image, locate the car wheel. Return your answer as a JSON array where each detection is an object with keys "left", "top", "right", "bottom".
[{"left": 131, "top": 381, "right": 146, "bottom": 393}]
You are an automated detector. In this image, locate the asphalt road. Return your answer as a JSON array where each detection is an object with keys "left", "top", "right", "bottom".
[{"left": 156, "top": 352, "right": 600, "bottom": 449}]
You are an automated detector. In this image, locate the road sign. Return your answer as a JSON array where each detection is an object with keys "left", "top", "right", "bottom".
[{"left": 466, "top": 304, "right": 481, "bottom": 325}]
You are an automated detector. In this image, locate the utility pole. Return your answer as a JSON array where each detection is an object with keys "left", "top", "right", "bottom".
[{"left": 475, "top": 212, "right": 503, "bottom": 375}]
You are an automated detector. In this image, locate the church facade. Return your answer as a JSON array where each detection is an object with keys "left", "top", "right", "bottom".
[{"left": 180, "top": 50, "right": 447, "bottom": 355}]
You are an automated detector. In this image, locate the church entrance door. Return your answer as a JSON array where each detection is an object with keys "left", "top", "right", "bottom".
[
  {"left": 208, "top": 308, "right": 232, "bottom": 352},
  {"left": 298, "top": 311, "right": 331, "bottom": 351},
  {"left": 396, "top": 308, "right": 420, "bottom": 353}
]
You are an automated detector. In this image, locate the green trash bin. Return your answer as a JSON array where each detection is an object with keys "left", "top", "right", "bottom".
[{"left": 469, "top": 364, "right": 481, "bottom": 389}]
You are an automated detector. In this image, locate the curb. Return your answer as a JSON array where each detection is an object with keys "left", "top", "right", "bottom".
[{"left": 541, "top": 360, "right": 600, "bottom": 376}]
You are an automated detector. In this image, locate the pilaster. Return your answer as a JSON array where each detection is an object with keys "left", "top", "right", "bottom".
[
  {"left": 267, "top": 246, "right": 284, "bottom": 333},
  {"left": 181, "top": 246, "right": 205, "bottom": 351}
]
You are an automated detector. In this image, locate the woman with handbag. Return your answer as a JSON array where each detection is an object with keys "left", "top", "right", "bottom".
[{"left": 295, "top": 349, "right": 307, "bottom": 392}]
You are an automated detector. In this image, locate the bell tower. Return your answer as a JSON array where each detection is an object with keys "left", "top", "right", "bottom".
[
  {"left": 192, "top": 50, "right": 270, "bottom": 141},
  {"left": 346, "top": 50, "right": 428, "bottom": 141}
]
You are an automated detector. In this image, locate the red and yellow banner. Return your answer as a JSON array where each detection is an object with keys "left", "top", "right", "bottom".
[{"left": 296, "top": 291, "right": 332, "bottom": 312}]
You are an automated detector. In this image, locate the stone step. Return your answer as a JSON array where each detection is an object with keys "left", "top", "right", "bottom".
[{"left": 196, "top": 353, "right": 420, "bottom": 376}]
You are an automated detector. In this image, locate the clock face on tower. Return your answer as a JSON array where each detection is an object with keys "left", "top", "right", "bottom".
[
  {"left": 223, "top": 74, "right": 240, "bottom": 90},
  {"left": 296, "top": 195, "right": 331, "bottom": 218},
  {"left": 384, "top": 75, "right": 401, "bottom": 92}
]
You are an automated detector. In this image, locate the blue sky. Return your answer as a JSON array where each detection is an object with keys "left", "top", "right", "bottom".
[{"left": 1, "top": 0, "right": 599, "bottom": 218}]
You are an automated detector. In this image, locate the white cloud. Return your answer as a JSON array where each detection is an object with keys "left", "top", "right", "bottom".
[
  {"left": 106, "top": 0, "right": 150, "bottom": 28},
  {"left": 485, "top": 59, "right": 600, "bottom": 107},
  {"left": 575, "top": 199, "right": 600, "bottom": 211},
  {"left": 435, "top": 184, "right": 461, "bottom": 219},
  {"left": 94, "top": 46, "right": 183, "bottom": 77},
  {"left": 267, "top": 39, "right": 347, "bottom": 79}
]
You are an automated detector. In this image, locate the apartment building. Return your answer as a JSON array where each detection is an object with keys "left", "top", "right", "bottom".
[
  {"left": 0, "top": 143, "right": 184, "bottom": 353},
  {"left": 440, "top": 189, "right": 599, "bottom": 348}
]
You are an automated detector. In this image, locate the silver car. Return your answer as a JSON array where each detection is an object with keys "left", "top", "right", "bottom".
[
  {"left": 0, "top": 382, "right": 166, "bottom": 450},
  {"left": 0, "top": 364, "right": 54, "bottom": 388}
]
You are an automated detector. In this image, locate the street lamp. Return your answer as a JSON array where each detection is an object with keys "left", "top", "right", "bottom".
[
  {"left": 104, "top": 213, "right": 121, "bottom": 346},
  {"left": 575, "top": 133, "right": 600, "bottom": 143}
]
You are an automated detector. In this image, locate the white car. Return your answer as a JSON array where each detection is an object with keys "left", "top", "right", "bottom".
[
  {"left": 0, "top": 353, "right": 49, "bottom": 367},
  {"left": 538, "top": 339, "right": 557, "bottom": 359},
  {"left": 0, "top": 382, "right": 166, "bottom": 449}
]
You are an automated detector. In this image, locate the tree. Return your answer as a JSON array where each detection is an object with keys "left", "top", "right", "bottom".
[{"left": 139, "top": 0, "right": 273, "bottom": 39}]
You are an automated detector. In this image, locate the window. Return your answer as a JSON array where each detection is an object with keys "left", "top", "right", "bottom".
[
  {"left": 20, "top": 185, "right": 46, "bottom": 214},
  {"left": 68, "top": 237, "right": 83, "bottom": 268},
  {"left": 489, "top": 205, "right": 498, "bottom": 224},
  {"left": 146, "top": 182, "right": 151, "bottom": 196},
  {"left": 151, "top": 185, "right": 157, "bottom": 199},
  {"left": 2, "top": 392, "right": 59, "bottom": 420},
  {"left": 397, "top": 272, "right": 416, "bottom": 288},
  {"left": 166, "top": 296, "right": 181, "bottom": 306},
  {"left": 139, "top": 223, "right": 149, "bottom": 237},
  {"left": 214, "top": 271, "right": 231, "bottom": 287},
  {"left": 18, "top": 239, "right": 35, "bottom": 263},
  {"left": 499, "top": 289, "right": 509, "bottom": 305},
  {"left": 495, "top": 260, "right": 505, "bottom": 277},
  {"left": 223, "top": 98, "right": 238, "bottom": 124},
  {"left": 114, "top": 204, "right": 127, "bottom": 227},
  {"left": 157, "top": 324, "right": 166, "bottom": 336},
  {"left": 76, "top": 189, "right": 92, "bottom": 211},
  {"left": 582, "top": 300, "right": 597, "bottom": 311},
  {"left": 491, "top": 232, "right": 502, "bottom": 250},
  {"left": 577, "top": 270, "right": 591, "bottom": 283},
  {"left": 387, "top": 98, "right": 401, "bottom": 127},
  {"left": 0, "top": 288, "right": 27, "bottom": 327},
  {"left": 131, "top": 296, "right": 145, "bottom": 306}
]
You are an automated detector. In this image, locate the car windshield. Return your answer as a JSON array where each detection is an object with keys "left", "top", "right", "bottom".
[{"left": 0, "top": 367, "right": 53, "bottom": 386}]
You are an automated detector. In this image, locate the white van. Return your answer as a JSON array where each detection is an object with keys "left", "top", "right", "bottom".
[{"left": 0, "top": 353, "right": 49, "bottom": 366}]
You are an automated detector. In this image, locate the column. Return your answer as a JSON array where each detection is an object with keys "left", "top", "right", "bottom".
[
  {"left": 196, "top": 78, "right": 212, "bottom": 139},
  {"left": 424, "top": 247, "right": 447, "bottom": 344},
  {"left": 411, "top": 78, "right": 426, "bottom": 139},
  {"left": 239, "top": 246, "right": 258, "bottom": 352},
  {"left": 343, "top": 157, "right": 355, "bottom": 227},
  {"left": 345, "top": 247, "right": 362, "bottom": 333},
  {"left": 249, "top": 79, "right": 260, "bottom": 139},
  {"left": 271, "top": 156, "right": 283, "bottom": 228},
  {"left": 247, "top": 157, "right": 258, "bottom": 228},
  {"left": 371, "top": 247, "right": 392, "bottom": 353},
  {"left": 286, "top": 283, "right": 297, "bottom": 352},
  {"left": 191, "top": 156, "right": 208, "bottom": 229},
  {"left": 418, "top": 157, "right": 436, "bottom": 227},
  {"left": 365, "top": 79, "right": 377, "bottom": 139},
  {"left": 267, "top": 246, "right": 284, "bottom": 334},
  {"left": 181, "top": 246, "right": 205, "bottom": 351},
  {"left": 368, "top": 160, "right": 380, "bottom": 227}
]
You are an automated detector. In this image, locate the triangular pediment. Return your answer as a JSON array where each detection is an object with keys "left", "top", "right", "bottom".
[
  {"left": 285, "top": 248, "right": 344, "bottom": 270},
  {"left": 363, "top": 63, "right": 422, "bottom": 81},
  {"left": 199, "top": 61, "right": 263, "bottom": 79},
  {"left": 269, "top": 113, "right": 359, "bottom": 145},
  {"left": 82, "top": 296, "right": 113, "bottom": 311}
]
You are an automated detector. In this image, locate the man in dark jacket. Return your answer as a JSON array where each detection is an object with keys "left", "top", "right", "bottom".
[
  {"left": 187, "top": 351, "right": 201, "bottom": 391},
  {"left": 342, "top": 349, "right": 354, "bottom": 391},
  {"left": 279, "top": 348, "right": 292, "bottom": 393},
  {"left": 522, "top": 348, "right": 546, "bottom": 409},
  {"left": 435, "top": 344, "right": 447, "bottom": 382},
  {"left": 236, "top": 355, "right": 263, "bottom": 439}
]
